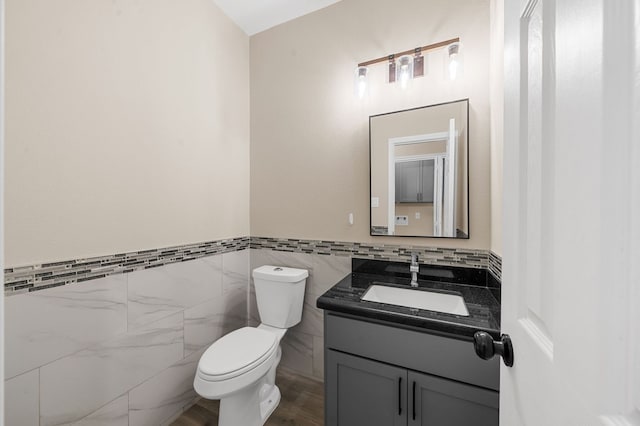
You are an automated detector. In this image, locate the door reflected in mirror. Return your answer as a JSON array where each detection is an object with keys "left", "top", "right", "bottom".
[{"left": 370, "top": 99, "right": 469, "bottom": 238}]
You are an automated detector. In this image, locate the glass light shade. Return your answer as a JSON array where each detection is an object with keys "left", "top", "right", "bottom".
[
  {"left": 413, "top": 54, "right": 425, "bottom": 78},
  {"left": 354, "top": 66, "right": 369, "bottom": 98},
  {"left": 446, "top": 42, "right": 464, "bottom": 80},
  {"left": 397, "top": 55, "right": 413, "bottom": 89}
]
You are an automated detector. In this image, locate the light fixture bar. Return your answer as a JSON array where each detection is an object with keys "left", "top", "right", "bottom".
[{"left": 357, "top": 37, "right": 460, "bottom": 67}]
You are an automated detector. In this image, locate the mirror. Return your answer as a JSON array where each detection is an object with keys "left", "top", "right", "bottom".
[{"left": 370, "top": 99, "right": 469, "bottom": 238}]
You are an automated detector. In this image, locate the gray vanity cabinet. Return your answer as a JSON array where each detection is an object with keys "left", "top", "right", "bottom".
[{"left": 324, "top": 312, "right": 499, "bottom": 426}]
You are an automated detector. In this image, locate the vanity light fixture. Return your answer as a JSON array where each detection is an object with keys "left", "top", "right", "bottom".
[{"left": 354, "top": 37, "right": 460, "bottom": 95}]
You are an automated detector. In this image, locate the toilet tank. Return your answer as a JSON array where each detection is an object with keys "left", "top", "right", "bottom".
[{"left": 252, "top": 265, "right": 308, "bottom": 328}]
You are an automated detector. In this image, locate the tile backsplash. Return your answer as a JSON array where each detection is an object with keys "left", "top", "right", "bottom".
[
  {"left": 488, "top": 250, "right": 502, "bottom": 281},
  {"left": 250, "top": 236, "right": 489, "bottom": 268}
]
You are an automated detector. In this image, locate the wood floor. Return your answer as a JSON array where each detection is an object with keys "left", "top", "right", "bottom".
[{"left": 171, "top": 368, "right": 324, "bottom": 426}]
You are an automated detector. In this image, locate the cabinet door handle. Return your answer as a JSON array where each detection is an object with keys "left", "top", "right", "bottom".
[
  {"left": 412, "top": 381, "right": 416, "bottom": 420},
  {"left": 398, "top": 377, "right": 402, "bottom": 415}
]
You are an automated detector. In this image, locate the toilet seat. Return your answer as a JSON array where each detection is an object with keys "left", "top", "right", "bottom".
[{"left": 197, "top": 327, "right": 278, "bottom": 382}]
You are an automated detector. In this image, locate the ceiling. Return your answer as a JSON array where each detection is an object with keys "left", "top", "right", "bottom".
[{"left": 212, "top": 0, "right": 343, "bottom": 36}]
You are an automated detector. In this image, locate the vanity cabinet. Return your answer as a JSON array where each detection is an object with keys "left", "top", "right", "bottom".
[{"left": 324, "top": 312, "right": 499, "bottom": 426}]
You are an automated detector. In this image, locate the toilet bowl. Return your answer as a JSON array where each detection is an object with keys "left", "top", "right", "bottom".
[{"left": 194, "top": 265, "right": 308, "bottom": 426}]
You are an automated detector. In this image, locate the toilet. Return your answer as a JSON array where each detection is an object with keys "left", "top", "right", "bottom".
[{"left": 193, "top": 265, "right": 308, "bottom": 426}]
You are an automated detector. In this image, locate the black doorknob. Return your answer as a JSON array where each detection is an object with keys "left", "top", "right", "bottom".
[{"left": 473, "top": 331, "right": 514, "bottom": 367}]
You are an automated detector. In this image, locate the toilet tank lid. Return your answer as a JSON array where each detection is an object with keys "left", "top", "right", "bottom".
[{"left": 253, "top": 265, "right": 309, "bottom": 282}]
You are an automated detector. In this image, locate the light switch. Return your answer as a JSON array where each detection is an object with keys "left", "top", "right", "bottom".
[
  {"left": 371, "top": 197, "right": 379, "bottom": 208},
  {"left": 415, "top": 212, "right": 421, "bottom": 219}
]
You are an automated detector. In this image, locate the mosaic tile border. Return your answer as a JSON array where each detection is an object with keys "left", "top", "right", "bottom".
[
  {"left": 488, "top": 251, "right": 502, "bottom": 281},
  {"left": 4, "top": 236, "right": 500, "bottom": 297},
  {"left": 4, "top": 237, "right": 250, "bottom": 296},
  {"left": 250, "top": 237, "right": 490, "bottom": 269}
]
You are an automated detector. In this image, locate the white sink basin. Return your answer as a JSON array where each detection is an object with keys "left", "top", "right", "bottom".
[{"left": 361, "top": 285, "right": 469, "bottom": 316}]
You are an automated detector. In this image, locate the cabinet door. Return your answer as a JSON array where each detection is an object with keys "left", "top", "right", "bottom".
[
  {"left": 395, "top": 160, "right": 421, "bottom": 202},
  {"left": 419, "top": 159, "right": 435, "bottom": 203},
  {"left": 408, "top": 371, "right": 499, "bottom": 426},
  {"left": 326, "top": 350, "right": 407, "bottom": 426}
]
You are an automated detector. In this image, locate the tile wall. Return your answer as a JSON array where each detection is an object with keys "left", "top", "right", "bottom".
[
  {"left": 3, "top": 236, "right": 502, "bottom": 425},
  {"left": 250, "top": 237, "right": 490, "bottom": 269},
  {"left": 488, "top": 251, "right": 502, "bottom": 281},
  {"left": 4, "top": 250, "right": 248, "bottom": 426},
  {"left": 4, "top": 237, "right": 249, "bottom": 296}
]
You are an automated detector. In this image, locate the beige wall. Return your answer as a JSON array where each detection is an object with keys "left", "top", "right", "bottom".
[
  {"left": 251, "top": 0, "right": 491, "bottom": 249},
  {"left": 394, "top": 204, "right": 435, "bottom": 236},
  {"left": 490, "top": 0, "right": 504, "bottom": 255},
  {"left": 5, "top": 0, "right": 250, "bottom": 266}
]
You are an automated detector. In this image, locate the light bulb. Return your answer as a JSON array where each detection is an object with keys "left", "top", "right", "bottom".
[
  {"left": 446, "top": 42, "right": 463, "bottom": 81},
  {"left": 354, "top": 66, "right": 368, "bottom": 98},
  {"left": 397, "top": 55, "right": 413, "bottom": 90},
  {"left": 449, "top": 53, "right": 459, "bottom": 80}
]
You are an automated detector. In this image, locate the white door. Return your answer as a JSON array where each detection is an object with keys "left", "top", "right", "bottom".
[{"left": 501, "top": 0, "right": 640, "bottom": 425}]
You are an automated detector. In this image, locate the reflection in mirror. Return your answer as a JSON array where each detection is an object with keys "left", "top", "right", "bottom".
[{"left": 370, "top": 99, "right": 469, "bottom": 238}]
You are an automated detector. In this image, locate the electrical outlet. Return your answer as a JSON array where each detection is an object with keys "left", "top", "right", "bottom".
[
  {"left": 395, "top": 215, "right": 409, "bottom": 226},
  {"left": 415, "top": 212, "right": 421, "bottom": 219}
]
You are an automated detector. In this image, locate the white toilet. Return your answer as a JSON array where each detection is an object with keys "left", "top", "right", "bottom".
[{"left": 194, "top": 265, "right": 308, "bottom": 426}]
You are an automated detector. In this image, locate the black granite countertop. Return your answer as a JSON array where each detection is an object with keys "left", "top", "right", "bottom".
[{"left": 316, "top": 259, "right": 501, "bottom": 340}]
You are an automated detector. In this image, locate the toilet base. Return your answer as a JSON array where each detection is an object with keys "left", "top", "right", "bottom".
[
  {"left": 218, "top": 381, "right": 281, "bottom": 426},
  {"left": 259, "top": 383, "right": 281, "bottom": 422},
  {"left": 216, "top": 347, "right": 282, "bottom": 426}
]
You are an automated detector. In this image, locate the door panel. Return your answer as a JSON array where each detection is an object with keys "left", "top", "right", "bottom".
[
  {"left": 325, "top": 350, "right": 407, "bottom": 426},
  {"left": 503, "top": 2, "right": 557, "bottom": 423},
  {"left": 408, "top": 371, "right": 498, "bottom": 426},
  {"left": 503, "top": 0, "right": 640, "bottom": 424},
  {"left": 420, "top": 160, "right": 435, "bottom": 203},
  {"left": 396, "top": 161, "right": 421, "bottom": 203}
]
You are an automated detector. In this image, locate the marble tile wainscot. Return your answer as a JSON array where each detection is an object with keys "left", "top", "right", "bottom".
[
  {"left": 4, "top": 244, "right": 249, "bottom": 426},
  {"left": 4, "top": 236, "right": 502, "bottom": 425}
]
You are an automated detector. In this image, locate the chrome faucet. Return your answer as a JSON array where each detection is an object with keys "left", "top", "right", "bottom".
[{"left": 410, "top": 252, "right": 419, "bottom": 287}]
